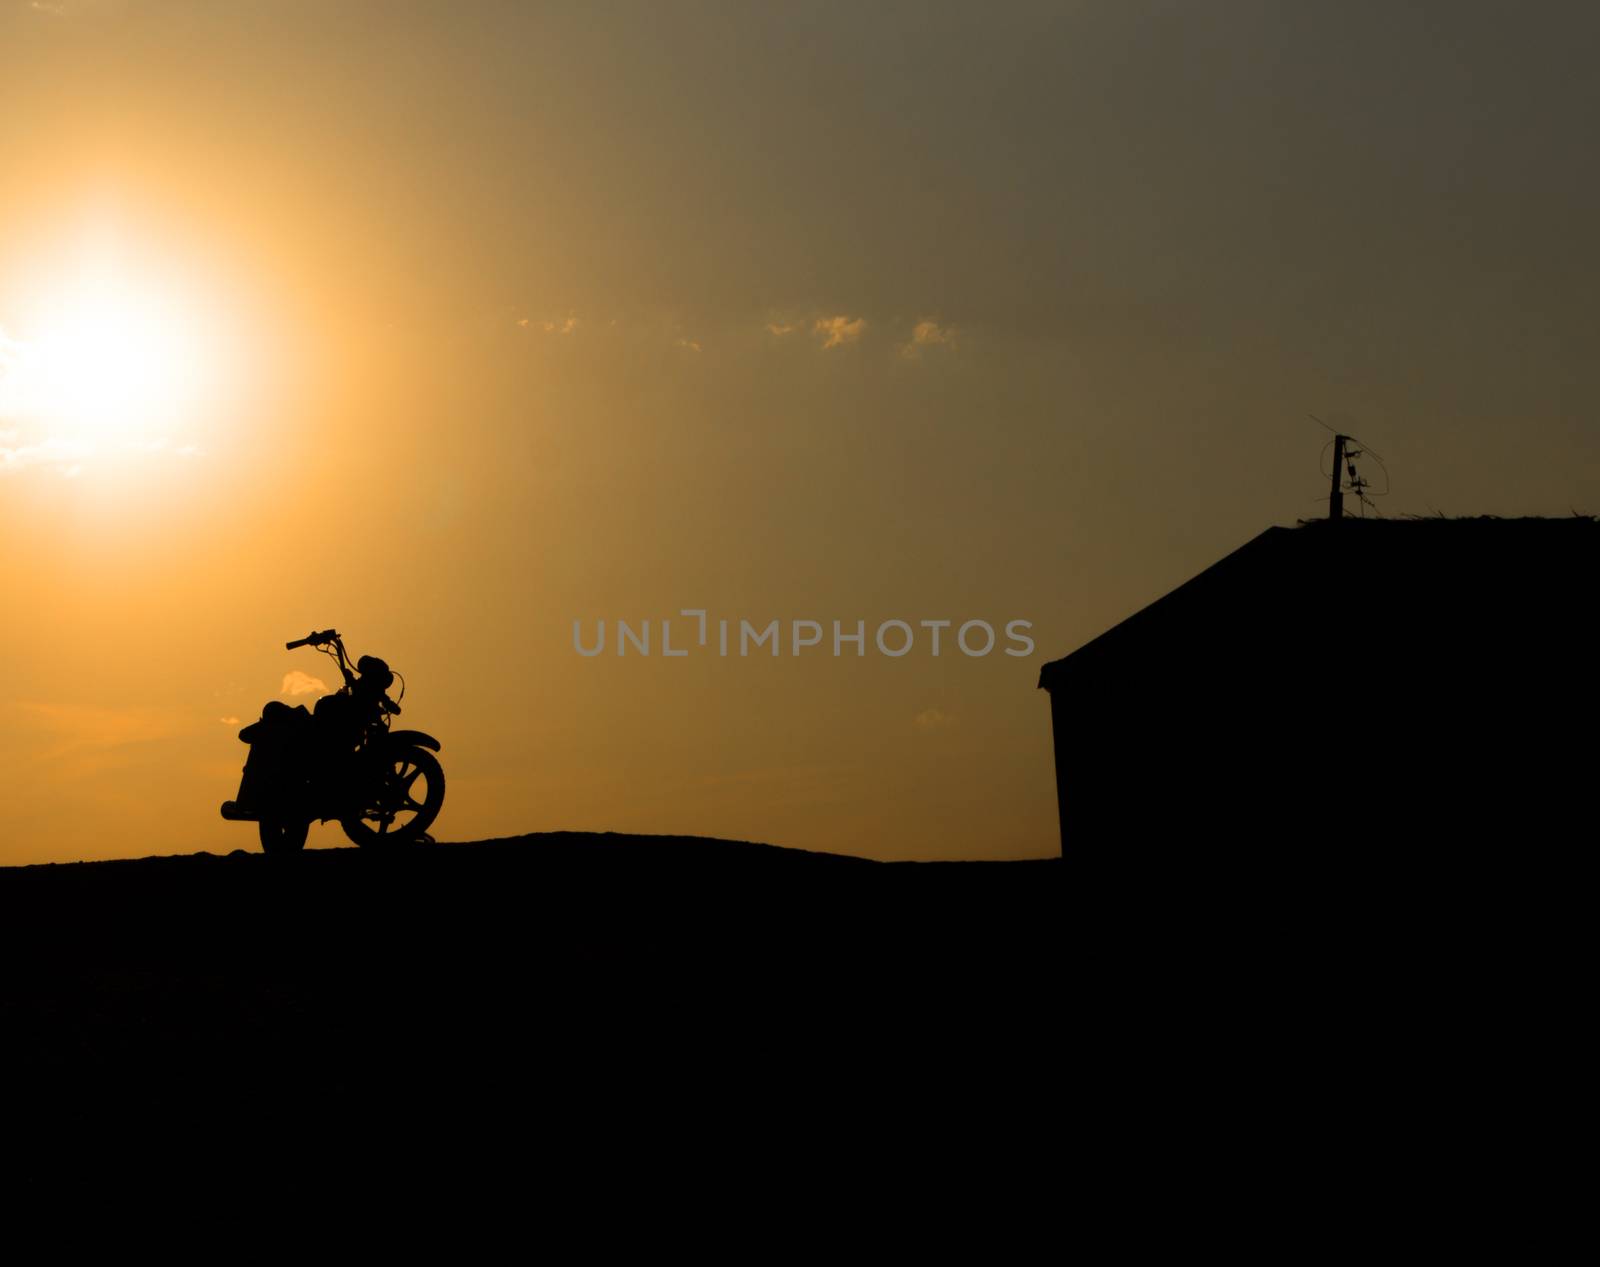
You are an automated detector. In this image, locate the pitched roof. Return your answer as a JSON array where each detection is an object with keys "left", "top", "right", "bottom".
[{"left": 1037, "top": 515, "right": 1599, "bottom": 693}]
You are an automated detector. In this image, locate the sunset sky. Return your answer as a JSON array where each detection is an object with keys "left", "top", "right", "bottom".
[{"left": 3, "top": 1, "right": 1597, "bottom": 863}]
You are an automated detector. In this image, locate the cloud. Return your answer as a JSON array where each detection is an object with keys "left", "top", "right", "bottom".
[
  {"left": 2, "top": 323, "right": 212, "bottom": 476},
  {"left": 1, "top": 437, "right": 93, "bottom": 475},
  {"left": 814, "top": 315, "right": 865, "bottom": 349},
  {"left": 220, "top": 716, "right": 241, "bottom": 726},
  {"left": 765, "top": 321, "right": 799, "bottom": 336},
  {"left": 0, "top": 325, "right": 32, "bottom": 416},
  {"left": 677, "top": 337, "right": 702, "bottom": 352},
  {"left": 281, "top": 671, "right": 328, "bottom": 697},
  {"left": 1, "top": 325, "right": 81, "bottom": 474},
  {"left": 27, "top": 0, "right": 122, "bottom": 16},
  {"left": 914, "top": 707, "right": 954, "bottom": 730},
  {"left": 511, "top": 313, "right": 580, "bottom": 334},
  {"left": 1, "top": 434, "right": 194, "bottom": 477},
  {"left": 900, "top": 319, "right": 957, "bottom": 360}
]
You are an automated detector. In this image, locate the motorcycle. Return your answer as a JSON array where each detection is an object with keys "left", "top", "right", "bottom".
[{"left": 220, "top": 629, "right": 446, "bottom": 853}]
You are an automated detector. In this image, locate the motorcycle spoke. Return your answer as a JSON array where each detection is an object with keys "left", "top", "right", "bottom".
[
  {"left": 377, "top": 762, "right": 426, "bottom": 819},
  {"left": 344, "top": 747, "right": 439, "bottom": 846}
]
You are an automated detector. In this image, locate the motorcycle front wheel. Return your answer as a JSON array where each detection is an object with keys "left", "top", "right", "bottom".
[
  {"left": 341, "top": 746, "right": 445, "bottom": 848},
  {"left": 259, "top": 819, "right": 310, "bottom": 854}
]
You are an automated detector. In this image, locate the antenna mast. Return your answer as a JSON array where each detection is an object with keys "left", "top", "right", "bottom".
[
  {"left": 1313, "top": 417, "right": 1382, "bottom": 518},
  {"left": 1328, "top": 434, "right": 1346, "bottom": 520}
]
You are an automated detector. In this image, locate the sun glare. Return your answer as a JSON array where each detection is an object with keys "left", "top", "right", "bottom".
[
  {"left": 1, "top": 222, "right": 242, "bottom": 477},
  {"left": 29, "top": 280, "right": 209, "bottom": 442}
]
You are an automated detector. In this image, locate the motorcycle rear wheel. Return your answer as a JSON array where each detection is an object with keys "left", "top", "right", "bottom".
[
  {"left": 259, "top": 819, "right": 310, "bottom": 854},
  {"left": 340, "top": 747, "right": 445, "bottom": 847}
]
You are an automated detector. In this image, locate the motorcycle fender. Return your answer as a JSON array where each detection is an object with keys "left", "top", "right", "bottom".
[{"left": 386, "top": 729, "right": 442, "bottom": 753}]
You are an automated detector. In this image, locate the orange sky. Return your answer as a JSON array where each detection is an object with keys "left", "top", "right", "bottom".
[{"left": 3, "top": 1, "right": 1598, "bottom": 863}]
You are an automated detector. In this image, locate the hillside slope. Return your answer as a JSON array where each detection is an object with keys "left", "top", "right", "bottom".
[{"left": 1, "top": 833, "right": 1063, "bottom": 1132}]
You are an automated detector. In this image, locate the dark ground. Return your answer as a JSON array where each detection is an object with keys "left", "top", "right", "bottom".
[
  {"left": 1, "top": 834, "right": 1064, "bottom": 1138},
  {"left": 3, "top": 829, "right": 1570, "bottom": 1214}
]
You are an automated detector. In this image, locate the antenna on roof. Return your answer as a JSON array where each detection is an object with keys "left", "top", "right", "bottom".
[
  {"left": 1328, "top": 433, "right": 1347, "bottom": 520},
  {"left": 1312, "top": 416, "right": 1386, "bottom": 519},
  {"left": 1343, "top": 441, "right": 1376, "bottom": 517}
]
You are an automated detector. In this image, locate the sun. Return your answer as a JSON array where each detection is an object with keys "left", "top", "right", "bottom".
[
  {"left": 28, "top": 277, "right": 208, "bottom": 443},
  {"left": 1, "top": 218, "right": 241, "bottom": 473}
]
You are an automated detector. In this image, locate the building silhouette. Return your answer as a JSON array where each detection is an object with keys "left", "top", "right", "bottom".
[{"left": 1037, "top": 517, "right": 1596, "bottom": 855}]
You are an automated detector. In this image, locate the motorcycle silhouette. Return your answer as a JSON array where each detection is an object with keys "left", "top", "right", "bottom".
[{"left": 220, "top": 629, "right": 445, "bottom": 853}]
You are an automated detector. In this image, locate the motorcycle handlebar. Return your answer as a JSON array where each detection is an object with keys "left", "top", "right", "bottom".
[{"left": 286, "top": 629, "right": 338, "bottom": 651}]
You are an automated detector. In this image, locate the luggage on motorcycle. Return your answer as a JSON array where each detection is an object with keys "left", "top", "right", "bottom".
[
  {"left": 226, "top": 702, "right": 313, "bottom": 817},
  {"left": 239, "top": 700, "right": 310, "bottom": 743}
]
